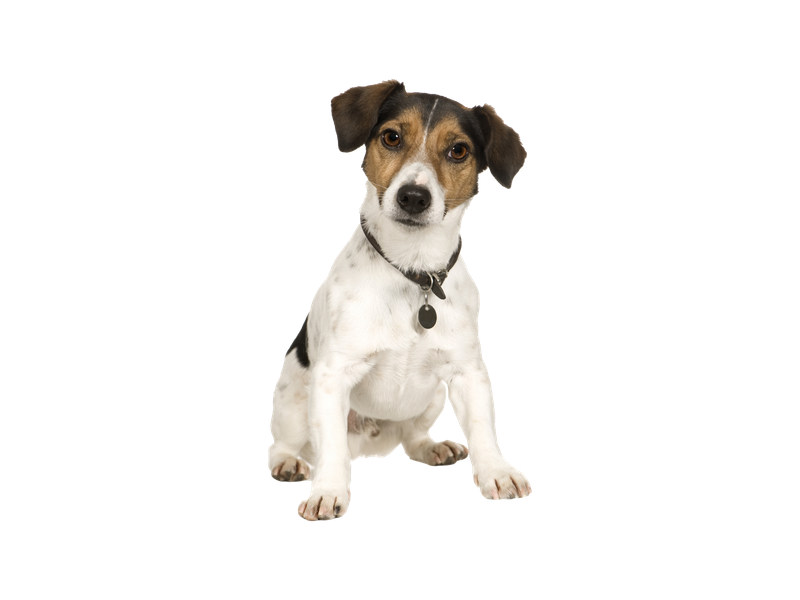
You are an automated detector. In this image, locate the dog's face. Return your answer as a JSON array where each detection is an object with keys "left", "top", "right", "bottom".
[
  {"left": 332, "top": 81, "right": 527, "bottom": 228},
  {"left": 361, "top": 93, "right": 481, "bottom": 228}
]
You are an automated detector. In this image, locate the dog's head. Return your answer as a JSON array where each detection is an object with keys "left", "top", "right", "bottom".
[{"left": 332, "top": 81, "right": 526, "bottom": 228}]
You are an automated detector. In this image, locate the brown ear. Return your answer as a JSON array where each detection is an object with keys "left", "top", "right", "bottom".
[
  {"left": 472, "top": 104, "right": 527, "bottom": 188},
  {"left": 331, "top": 80, "right": 405, "bottom": 152}
]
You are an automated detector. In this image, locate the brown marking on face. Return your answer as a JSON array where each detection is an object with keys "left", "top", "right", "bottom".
[
  {"left": 425, "top": 115, "right": 480, "bottom": 210},
  {"left": 363, "top": 99, "right": 481, "bottom": 209},
  {"left": 363, "top": 106, "right": 425, "bottom": 198}
]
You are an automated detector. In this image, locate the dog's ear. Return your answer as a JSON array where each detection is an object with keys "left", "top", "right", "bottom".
[
  {"left": 331, "top": 80, "right": 406, "bottom": 152},
  {"left": 472, "top": 104, "right": 527, "bottom": 188}
]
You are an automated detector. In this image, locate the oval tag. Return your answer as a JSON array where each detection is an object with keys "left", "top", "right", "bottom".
[{"left": 418, "top": 304, "right": 437, "bottom": 329}]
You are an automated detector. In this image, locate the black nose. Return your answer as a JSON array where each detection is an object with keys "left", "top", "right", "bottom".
[{"left": 396, "top": 184, "right": 431, "bottom": 215}]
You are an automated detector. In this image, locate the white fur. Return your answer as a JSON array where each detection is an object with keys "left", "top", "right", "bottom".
[
  {"left": 270, "top": 155, "right": 530, "bottom": 520},
  {"left": 421, "top": 97, "right": 439, "bottom": 147}
]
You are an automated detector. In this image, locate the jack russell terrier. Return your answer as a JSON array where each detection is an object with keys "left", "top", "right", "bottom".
[{"left": 270, "top": 80, "right": 530, "bottom": 520}]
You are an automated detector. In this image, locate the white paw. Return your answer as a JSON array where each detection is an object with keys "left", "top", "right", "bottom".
[
  {"left": 474, "top": 464, "right": 531, "bottom": 500},
  {"left": 407, "top": 439, "right": 469, "bottom": 466},
  {"left": 271, "top": 456, "right": 310, "bottom": 482},
  {"left": 298, "top": 488, "right": 350, "bottom": 521}
]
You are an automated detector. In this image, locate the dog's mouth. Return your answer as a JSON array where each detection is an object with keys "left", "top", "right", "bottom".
[{"left": 393, "top": 217, "right": 428, "bottom": 228}]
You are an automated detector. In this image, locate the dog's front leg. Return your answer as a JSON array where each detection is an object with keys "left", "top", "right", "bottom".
[
  {"left": 448, "top": 360, "right": 531, "bottom": 500},
  {"left": 298, "top": 354, "right": 365, "bottom": 520}
]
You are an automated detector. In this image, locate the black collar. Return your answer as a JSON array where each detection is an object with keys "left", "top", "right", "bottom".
[{"left": 360, "top": 217, "right": 462, "bottom": 300}]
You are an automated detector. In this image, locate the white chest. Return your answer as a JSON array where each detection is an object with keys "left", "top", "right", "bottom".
[
  {"left": 307, "top": 229, "right": 480, "bottom": 422},
  {"left": 350, "top": 339, "right": 445, "bottom": 421},
  {"left": 346, "top": 282, "right": 455, "bottom": 420}
]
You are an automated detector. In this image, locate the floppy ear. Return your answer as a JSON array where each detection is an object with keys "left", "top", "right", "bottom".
[
  {"left": 331, "top": 80, "right": 406, "bottom": 152},
  {"left": 472, "top": 104, "right": 527, "bottom": 188}
]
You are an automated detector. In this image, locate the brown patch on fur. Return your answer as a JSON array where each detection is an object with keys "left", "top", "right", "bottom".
[
  {"left": 425, "top": 115, "right": 480, "bottom": 210},
  {"left": 331, "top": 80, "right": 405, "bottom": 153},
  {"left": 364, "top": 109, "right": 479, "bottom": 208},
  {"left": 362, "top": 106, "right": 426, "bottom": 198},
  {"left": 472, "top": 104, "right": 527, "bottom": 188}
]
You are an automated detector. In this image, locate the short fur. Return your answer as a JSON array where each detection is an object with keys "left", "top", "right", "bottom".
[{"left": 270, "top": 81, "right": 530, "bottom": 520}]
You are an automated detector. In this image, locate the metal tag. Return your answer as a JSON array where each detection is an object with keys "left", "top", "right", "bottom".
[
  {"left": 430, "top": 276, "right": 446, "bottom": 300},
  {"left": 418, "top": 304, "right": 437, "bottom": 329}
]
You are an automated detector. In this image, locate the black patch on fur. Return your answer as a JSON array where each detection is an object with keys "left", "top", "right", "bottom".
[{"left": 286, "top": 316, "right": 310, "bottom": 368}]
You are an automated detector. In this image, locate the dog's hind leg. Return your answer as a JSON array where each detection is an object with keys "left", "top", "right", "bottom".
[
  {"left": 400, "top": 382, "right": 469, "bottom": 466},
  {"left": 347, "top": 413, "right": 403, "bottom": 459},
  {"left": 269, "top": 351, "right": 312, "bottom": 482}
]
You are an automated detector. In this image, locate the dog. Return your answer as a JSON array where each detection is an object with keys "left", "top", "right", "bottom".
[{"left": 269, "top": 80, "right": 530, "bottom": 520}]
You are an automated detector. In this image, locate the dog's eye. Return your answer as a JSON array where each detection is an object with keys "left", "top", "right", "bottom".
[
  {"left": 383, "top": 131, "right": 401, "bottom": 147},
  {"left": 448, "top": 144, "right": 468, "bottom": 161}
]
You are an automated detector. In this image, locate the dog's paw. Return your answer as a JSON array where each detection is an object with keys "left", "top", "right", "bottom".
[
  {"left": 298, "top": 488, "right": 350, "bottom": 521},
  {"left": 473, "top": 464, "right": 531, "bottom": 500},
  {"left": 424, "top": 440, "right": 469, "bottom": 466},
  {"left": 271, "top": 456, "right": 310, "bottom": 482}
]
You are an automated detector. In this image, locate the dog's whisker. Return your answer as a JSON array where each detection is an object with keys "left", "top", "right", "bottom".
[{"left": 367, "top": 179, "right": 388, "bottom": 190}]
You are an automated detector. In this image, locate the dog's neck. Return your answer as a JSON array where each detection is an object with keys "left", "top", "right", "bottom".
[
  {"left": 360, "top": 183, "right": 469, "bottom": 273},
  {"left": 360, "top": 217, "right": 462, "bottom": 299}
]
